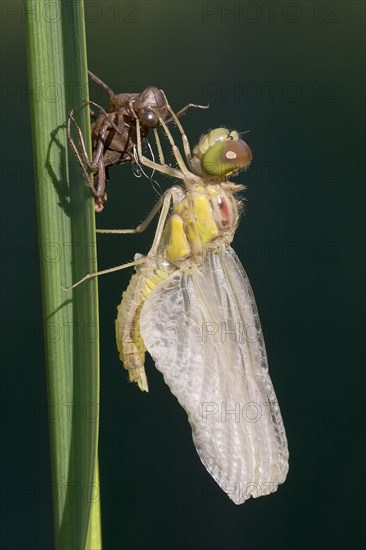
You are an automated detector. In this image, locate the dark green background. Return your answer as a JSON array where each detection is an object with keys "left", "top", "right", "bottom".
[{"left": 1, "top": 1, "right": 365, "bottom": 549}]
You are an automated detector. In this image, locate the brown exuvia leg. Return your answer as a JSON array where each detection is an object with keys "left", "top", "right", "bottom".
[
  {"left": 88, "top": 69, "right": 115, "bottom": 100},
  {"left": 67, "top": 110, "right": 110, "bottom": 210}
]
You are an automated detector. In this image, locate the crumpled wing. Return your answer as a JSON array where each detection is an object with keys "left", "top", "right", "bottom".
[{"left": 140, "top": 247, "right": 289, "bottom": 504}]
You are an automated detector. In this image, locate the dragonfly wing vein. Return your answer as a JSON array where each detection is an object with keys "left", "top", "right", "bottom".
[{"left": 140, "top": 248, "right": 288, "bottom": 504}]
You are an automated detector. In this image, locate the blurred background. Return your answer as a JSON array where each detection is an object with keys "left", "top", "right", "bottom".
[{"left": 1, "top": 1, "right": 365, "bottom": 549}]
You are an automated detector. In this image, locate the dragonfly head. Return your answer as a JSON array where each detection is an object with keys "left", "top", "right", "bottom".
[
  {"left": 191, "top": 128, "right": 252, "bottom": 179},
  {"left": 134, "top": 86, "right": 168, "bottom": 129}
]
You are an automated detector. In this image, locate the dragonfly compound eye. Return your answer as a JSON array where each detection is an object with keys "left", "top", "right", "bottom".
[
  {"left": 140, "top": 109, "right": 160, "bottom": 128},
  {"left": 201, "top": 137, "right": 252, "bottom": 178},
  {"left": 191, "top": 128, "right": 252, "bottom": 178}
]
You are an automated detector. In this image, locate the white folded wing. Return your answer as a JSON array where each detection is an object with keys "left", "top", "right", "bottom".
[{"left": 140, "top": 247, "right": 289, "bottom": 504}]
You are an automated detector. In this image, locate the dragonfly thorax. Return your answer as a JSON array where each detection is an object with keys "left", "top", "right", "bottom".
[{"left": 164, "top": 184, "right": 240, "bottom": 267}]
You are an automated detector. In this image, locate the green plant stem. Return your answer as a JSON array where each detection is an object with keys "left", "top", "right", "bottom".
[{"left": 25, "top": 1, "right": 102, "bottom": 548}]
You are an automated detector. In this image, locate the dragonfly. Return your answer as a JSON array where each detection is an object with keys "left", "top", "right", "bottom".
[
  {"left": 68, "top": 70, "right": 208, "bottom": 212},
  {"left": 65, "top": 100, "right": 289, "bottom": 504}
]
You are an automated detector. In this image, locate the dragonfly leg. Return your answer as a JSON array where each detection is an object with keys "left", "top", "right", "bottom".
[
  {"left": 158, "top": 108, "right": 201, "bottom": 183},
  {"left": 86, "top": 100, "right": 124, "bottom": 135},
  {"left": 96, "top": 191, "right": 167, "bottom": 235},
  {"left": 152, "top": 128, "right": 166, "bottom": 165},
  {"left": 146, "top": 89, "right": 193, "bottom": 174},
  {"left": 93, "top": 155, "right": 108, "bottom": 212},
  {"left": 147, "top": 186, "right": 181, "bottom": 258},
  {"left": 67, "top": 110, "right": 99, "bottom": 197},
  {"left": 63, "top": 188, "right": 179, "bottom": 291},
  {"left": 88, "top": 69, "right": 115, "bottom": 100},
  {"left": 131, "top": 105, "right": 184, "bottom": 180},
  {"left": 173, "top": 102, "right": 209, "bottom": 120},
  {"left": 68, "top": 110, "right": 107, "bottom": 170},
  {"left": 165, "top": 104, "right": 194, "bottom": 168},
  {"left": 62, "top": 256, "right": 147, "bottom": 292},
  {"left": 160, "top": 90, "right": 208, "bottom": 167}
]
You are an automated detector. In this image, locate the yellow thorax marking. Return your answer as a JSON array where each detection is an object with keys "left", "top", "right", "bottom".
[
  {"left": 192, "top": 193, "right": 219, "bottom": 243},
  {"left": 166, "top": 186, "right": 221, "bottom": 263},
  {"left": 166, "top": 214, "right": 191, "bottom": 262}
]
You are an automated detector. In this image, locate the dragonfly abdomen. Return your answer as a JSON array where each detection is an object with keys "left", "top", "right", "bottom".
[{"left": 115, "top": 264, "right": 172, "bottom": 391}]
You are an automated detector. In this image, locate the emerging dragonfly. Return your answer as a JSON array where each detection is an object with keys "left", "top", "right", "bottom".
[
  {"left": 68, "top": 70, "right": 208, "bottom": 211},
  {"left": 65, "top": 102, "right": 289, "bottom": 504}
]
